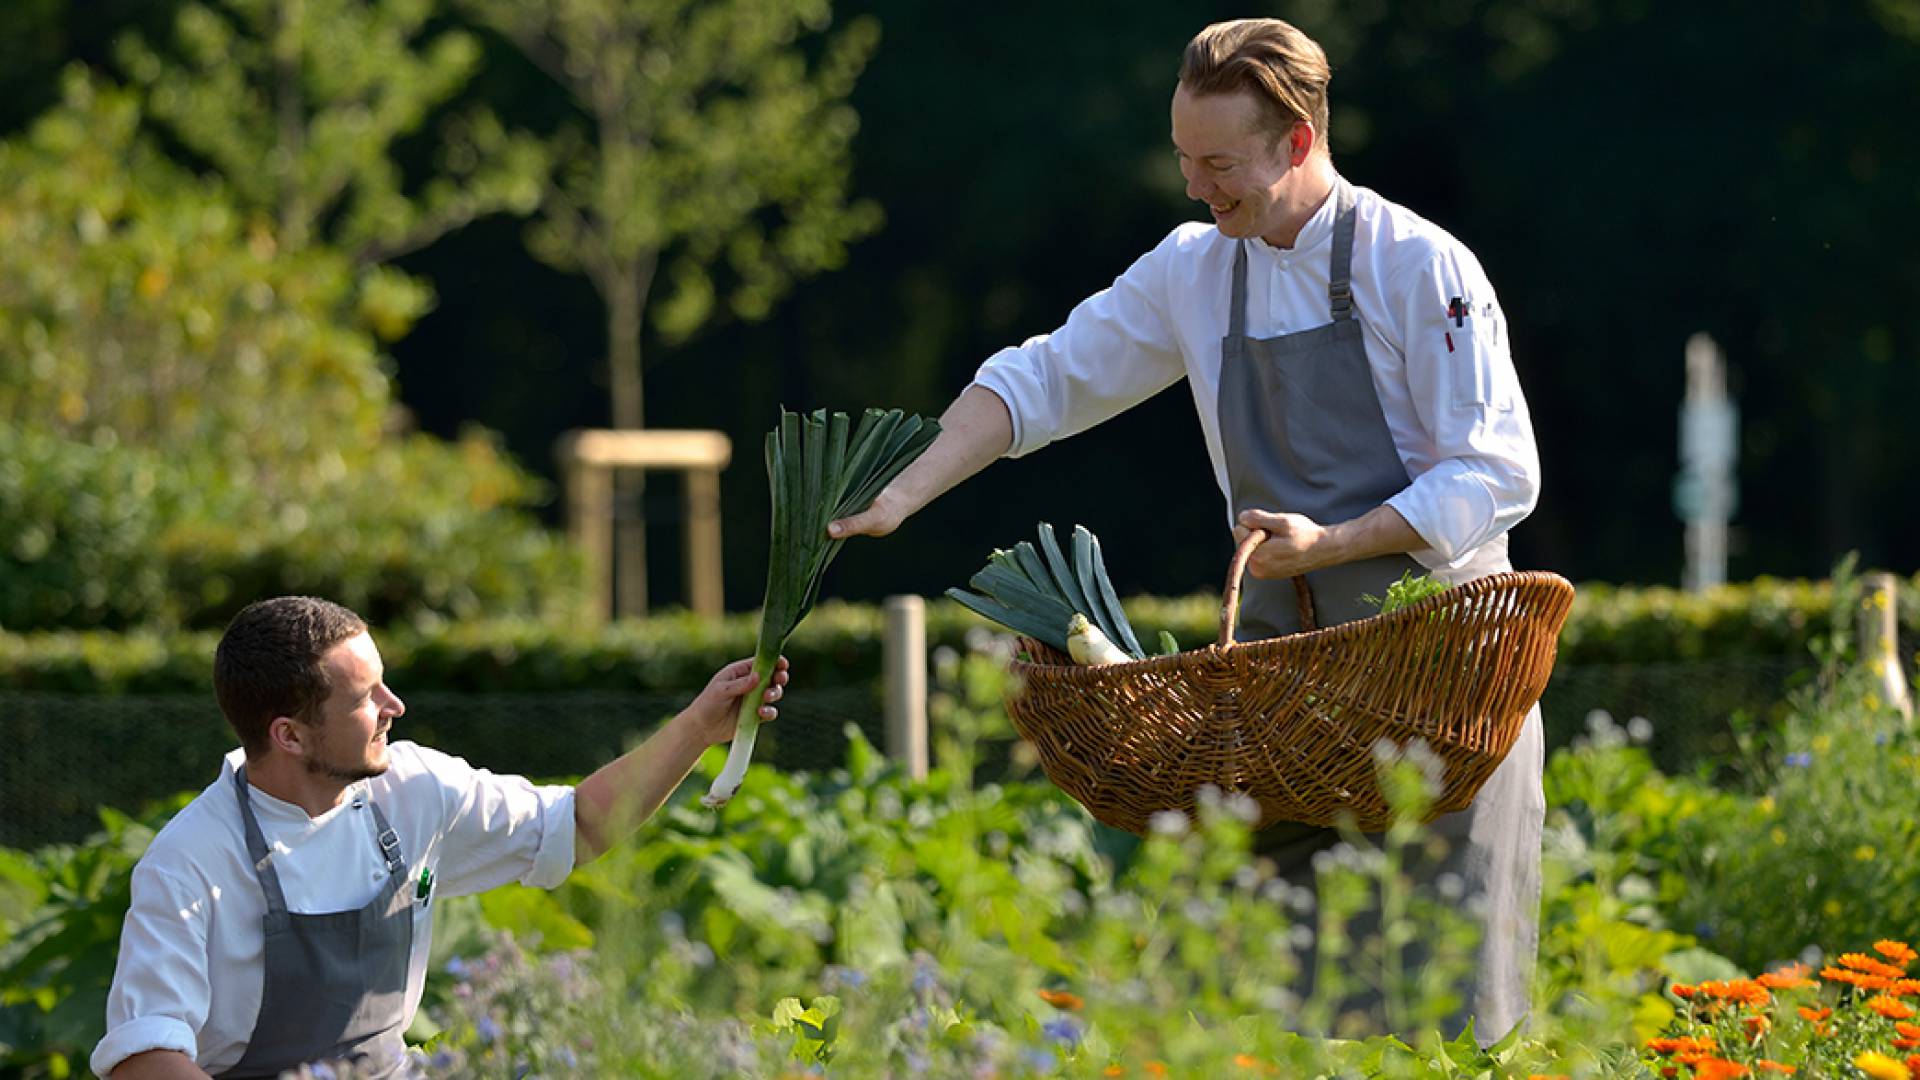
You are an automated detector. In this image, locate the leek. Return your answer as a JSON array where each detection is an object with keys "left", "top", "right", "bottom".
[
  {"left": 947, "top": 523, "right": 1146, "bottom": 660},
  {"left": 702, "top": 406, "right": 940, "bottom": 808}
]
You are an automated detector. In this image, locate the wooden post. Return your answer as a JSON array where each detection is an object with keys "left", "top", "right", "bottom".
[
  {"left": 1859, "top": 572, "right": 1914, "bottom": 723},
  {"left": 556, "top": 429, "right": 731, "bottom": 623},
  {"left": 562, "top": 453, "right": 614, "bottom": 625},
  {"left": 883, "top": 595, "right": 928, "bottom": 780},
  {"left": 685, "top": 467, "right": 724, "bottom": 620}
]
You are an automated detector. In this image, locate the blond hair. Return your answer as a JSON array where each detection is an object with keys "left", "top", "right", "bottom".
[{"left": 1179, "top": 19, "right": 1332, "bottom": 153}]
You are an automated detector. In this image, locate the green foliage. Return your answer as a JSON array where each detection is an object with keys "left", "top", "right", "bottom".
[
  {"left": 116, "top": 0, "right": 546, "bottom": 261},
  {"left": 0, "top": 72, "right": 392, "bottom": 477},
  {"left": 0, "top": 429, "right": 179, "bottom": 631},
  {"left": 1364, "top": 571, "right": 1453, "bottom": 615},
  {"left": 465, "top": 0, "right": 883, "bottom": 341},
  {"left": 9, "top": 647, "right": 1916, "bottom": 1076},
  {"left": 1, "top": 572, "right": 1911, "bottom": 690},
  {"left": 0, "top": 795, "right": 190, "bottom": 1078},
  {"left": 0, "top": 72, "right": 586, "bottom": 632}
]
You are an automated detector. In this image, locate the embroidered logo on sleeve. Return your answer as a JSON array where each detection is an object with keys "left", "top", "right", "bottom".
[{"left": 1444, "top": 295, "right": 1471, "bottom": 352}]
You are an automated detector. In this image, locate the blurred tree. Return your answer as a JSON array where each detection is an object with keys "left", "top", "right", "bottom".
[
  {"left": 457, "top": 0, "right": 881, "bottom": 612},
  {"left": 0, "top": 73, "right": 584, "bottom": 628},
  {"left": 115, "top": 0, "right": 546, "bottom": 265}
]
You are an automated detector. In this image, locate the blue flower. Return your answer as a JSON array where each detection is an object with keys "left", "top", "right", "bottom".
[
  {"left": 445, "top": 956, "right": 469, "bottom": 980},
  {"left": 823, "top": 964, "right": 870, "bottom": 992},
  {"left": 430, "top": 1049, "right": 458, "bottom": 1069},
  {"left": 1785, "top": 751, "right": 1813, "bottom": 767},
  {"left": 1021, "top": 1047, "right": 1058, "bottom": 1073},
  {"left": 1041, "top": 1016, "right": 1081, "bottom": 1046},
  {"left": 476, "top": 1016, "right": 502, "bottom": 1043}
]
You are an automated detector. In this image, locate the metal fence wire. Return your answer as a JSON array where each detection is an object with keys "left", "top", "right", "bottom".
[
  {"left": 4, "top": 648, "right": 1910, "bottom": 851},
  {"left": 0, "top": 686, "right": 883, "bottom": 851}
]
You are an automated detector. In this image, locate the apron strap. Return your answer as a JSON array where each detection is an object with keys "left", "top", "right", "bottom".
[
  {"left": 364, "top": 797, "right": 406, "bottom": 878},
  {"left": 1328, "top": 179, "right": 1357, "bottom": 320},
  {"left": 1229, "top": 239, "right": 1249, "bottom": 339},
  {"left": 231, "top": 766, "right": 291, "bottom": 918}
]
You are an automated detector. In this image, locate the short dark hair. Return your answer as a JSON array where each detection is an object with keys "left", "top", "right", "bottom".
[{"left": 214, "top": 597, "right": 367, "bottom": 758}]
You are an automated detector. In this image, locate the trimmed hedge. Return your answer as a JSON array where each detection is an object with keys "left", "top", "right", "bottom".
[{"left": 0, "top": 574, "right": 1911, "bottom": 694}]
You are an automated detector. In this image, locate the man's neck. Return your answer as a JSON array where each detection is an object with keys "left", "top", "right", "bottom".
[
  {"left": 244, "top": 757, "right": 353, "bottom": 819},
  {"left": 1259, "top": 155, "right": 1337, "bottom": 250}
]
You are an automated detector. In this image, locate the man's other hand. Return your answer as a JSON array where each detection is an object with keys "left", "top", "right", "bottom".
[{"left": 1234, "top": 509, "right": 1334, "bottom": 579}]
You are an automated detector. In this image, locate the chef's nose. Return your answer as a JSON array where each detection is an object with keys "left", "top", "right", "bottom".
[
  {"left": 1184, "top": 170, "right": 1212, "bottom": 204},
  {"left": 380, "top": 685, "right": 405, "bottom": 719}
]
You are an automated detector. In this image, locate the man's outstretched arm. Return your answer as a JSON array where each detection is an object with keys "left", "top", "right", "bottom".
[
  {"left": 572, "top": 657, "right": 789, "bottom": 864},
  {"left": 108, "top": 1050, "right": 212, "bottom": 1079},
  {"left": 828, "top": 384, "right": 1013, "bottom": 540}
]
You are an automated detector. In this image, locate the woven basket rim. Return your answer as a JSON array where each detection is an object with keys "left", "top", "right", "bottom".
[{"left": 1007, "top": 568, "right": 1573, "bottom": 680}]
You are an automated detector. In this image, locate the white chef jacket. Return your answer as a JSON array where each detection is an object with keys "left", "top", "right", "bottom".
[
  {"left": 90, "top": 741, "right": 575, "bottom": 1077},
  {"left": 972, "top": 175, "right": 1539, "bottom": 580}
]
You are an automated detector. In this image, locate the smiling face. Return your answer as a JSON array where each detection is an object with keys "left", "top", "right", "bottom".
[
  {"left": 300, "top": 631, "right": 406, "bottom": 783},
  {"left": 1170, "top": 84, "right": 1311, "bottom": 244}
]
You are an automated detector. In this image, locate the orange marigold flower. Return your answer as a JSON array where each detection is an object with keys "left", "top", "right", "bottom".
[
  {"left": 1894, "top": 979, "right": 1920, "bottom": 996},
  {"left": 1697, "top": 978, "right": 1772, "bottom": 1008},
  {"left": 1800, "top": 1006, "right": 1833, "bottom": 1022},
  {"left": 1759, "top": 963, "right": 1817, "bottom": 990},
  {"left": 1900, "top": 1022, "right": 1920, "bottom": 1039},
  {"left": 1648, "top": 1035, "right": 1719, "bottom": 1055},
  {"left": 1896, "top": 1038, "right": 1920, "bottom": 1051},
  {"left": 1910, "top": 1057, "right": 1920, "bottom": 1077},
  {"left": 1855, "top": 1050, "right": 1911, "bottom": 1080},
  {"left": 1671, "top": 983, "right": 1698, "bottom": 999},
  {"left": 1103, "top": 1068, "right": 1124, "bottom": 1078},
  {"left": 1879, "top": 940, "right": 1919, "bottom": 966},
  {"left": 1845, "top": 953, "right": 1910, "bottom": 979},
  {"left": 1232, "top": 1055, "right": 1276, "bottom": 1074},
  {"left": 1756, "top": 1061, "right": 1797, "bottom": 1075},
  {"left": 1872, "top": 996, "right": 1918, "bottom": 1020},
  {"left": 1144, "top": 1063, "right": 1168, "bottom": 1078},
  {"left": 1036, "top": 988, "right": 1084, "bottom": 1010},
  {"left": 1693, "top": 1058, "right": 1750, "bottom": 1080},
  {"left": 1743, "top": 1014, "right": 1772, "bottom": 1038},
  {"left": 1526, "top": 1075, "right": 1571, "bottom": 1080}
]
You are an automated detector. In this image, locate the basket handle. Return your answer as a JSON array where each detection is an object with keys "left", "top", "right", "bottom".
[{"left": 1217, "top": 529, "right": 1316, "bottom": 648}]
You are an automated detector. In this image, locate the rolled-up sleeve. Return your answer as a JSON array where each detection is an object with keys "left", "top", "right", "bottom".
[
  {"left": 1384, "top": 248, "right": 1539, "bottom": 567},
  {"left": 418, "top": 746, "right": 577, "bottom": 895},
  {"left": 91, "top": 865, "right": 209, "bottom": 1077},
  {"left": 972, "top": 229, "right": 1188, "bottom": 458}
]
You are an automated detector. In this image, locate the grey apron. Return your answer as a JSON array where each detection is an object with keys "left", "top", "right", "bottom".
[
  {"left": 1217, "top": 179, "right": 1541, "bottom": 1044},
  {"left": 220, "top": 767, "right": 416, "bottom": 1079}
]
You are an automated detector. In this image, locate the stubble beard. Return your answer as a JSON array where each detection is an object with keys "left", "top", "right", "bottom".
[{"left": 305, "top": 728, "right": 391, "bottom": 784}]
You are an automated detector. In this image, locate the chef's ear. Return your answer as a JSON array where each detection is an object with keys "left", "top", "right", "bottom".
[
  {"left": 267, "top": 714, "right": 310, "bottom": 758},
  {"left": 1288, "top": 121, "right": 1316, "bottom": 166}
]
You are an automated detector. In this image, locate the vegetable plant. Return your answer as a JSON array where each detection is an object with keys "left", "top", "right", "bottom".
[{"left": 703, "top": 407, "right": 939, "bottom": 808}]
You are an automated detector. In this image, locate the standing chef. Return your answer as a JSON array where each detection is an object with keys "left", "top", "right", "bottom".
[
  {"left": 91, "top": 596, "right": 788, "bottom": 1078},
  {"left": 829, "top": 18, "right": 1543, "bottom": 1043}
]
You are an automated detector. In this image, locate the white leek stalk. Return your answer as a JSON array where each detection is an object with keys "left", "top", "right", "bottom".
[
  {"left": 1066, "top": 613, "right": 1132, "bottom": 666},
  {"left": 702, "top": 407, "right": 938, "bottom": 808}
]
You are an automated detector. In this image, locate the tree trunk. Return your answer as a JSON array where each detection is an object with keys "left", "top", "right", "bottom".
[
  {"left": 272, "top": 0, "right": 309, "bottom": 251},
  {"left": 607, "top": 253, "right": 657, "bottom": 617}
]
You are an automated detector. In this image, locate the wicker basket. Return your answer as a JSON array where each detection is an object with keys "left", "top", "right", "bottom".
[{"left": 1003, "top": 530, "right": 1575, "bottom": 834}]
